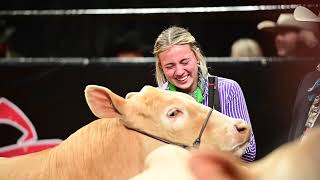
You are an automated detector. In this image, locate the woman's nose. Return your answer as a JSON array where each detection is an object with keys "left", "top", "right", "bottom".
[{"left": 174, "top": 65, "right": 184, "bottom": 76}]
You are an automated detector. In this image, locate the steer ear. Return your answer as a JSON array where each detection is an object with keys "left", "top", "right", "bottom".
[
  {"left": 125, "top": 92, "right": 138, "bottom": 99},
  {"left": 85, "top": 85, "right": 126, "bottom": 119}
]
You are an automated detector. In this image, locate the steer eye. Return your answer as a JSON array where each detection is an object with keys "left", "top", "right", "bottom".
[{"left": 167, "top": 108, "right": 182, "bottom": 118}]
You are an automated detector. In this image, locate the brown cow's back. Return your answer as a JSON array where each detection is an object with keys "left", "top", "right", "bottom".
[{"left": 0, "top": 118, "right": 154, "bottom": 180}]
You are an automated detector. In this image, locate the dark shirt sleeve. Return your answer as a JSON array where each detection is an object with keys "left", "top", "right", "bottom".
[{"left": 288, "top": 70, "right": 320, "bottom": 142}]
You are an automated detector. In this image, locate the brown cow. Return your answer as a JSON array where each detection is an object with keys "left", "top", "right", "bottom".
[
  {"left": 132, "top": 128, "right": 320, "bottom": 180},
  {"left": 0, "top": 85, "right": 251, "bottom": 180}
]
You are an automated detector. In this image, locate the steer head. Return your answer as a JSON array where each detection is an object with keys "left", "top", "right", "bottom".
[{"left": 85, "top": 85, "right": 251, "bottom": 156}]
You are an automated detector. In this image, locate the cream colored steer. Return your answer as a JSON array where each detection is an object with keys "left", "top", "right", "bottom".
[
  {"left": 132, "top": 128, "right": 320, "bottom": 180},
  {"left": 190, "top": 127, "right": 320, "bottom": 180},
  {"left": 0, "top": 85, "right": 250, "bottom": 180}
]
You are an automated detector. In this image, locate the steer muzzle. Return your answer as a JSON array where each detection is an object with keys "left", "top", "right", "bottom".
[{"left": 234, "top": 120, "right": 251, "bottom": 143}]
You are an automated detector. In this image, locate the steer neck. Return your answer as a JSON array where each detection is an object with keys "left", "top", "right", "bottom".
[{"left": 137, "top": 130, "right": 167, "bottom": 155}]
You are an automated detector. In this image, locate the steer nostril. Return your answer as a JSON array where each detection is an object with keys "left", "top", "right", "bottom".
[
  {"left": 236, "top": 126, "right": 247, "bottom": 133},
  {"left": 235, "top": 122, "right": 248, "bottom": 134}
]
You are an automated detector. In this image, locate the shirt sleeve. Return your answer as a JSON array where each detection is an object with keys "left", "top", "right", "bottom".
[{"left": 219, "top": 79, "right": 256, "bottom": 162}]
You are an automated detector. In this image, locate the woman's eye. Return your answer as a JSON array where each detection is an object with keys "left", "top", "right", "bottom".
[
  {"left": 164, "top": 64, "right": 174, "bottom": 69},
  {"left": 165, "top": 66, "right": 173, "bottom": 70},
  {"left": 181, "top": 60, "right": 189, "bottom": 65}
]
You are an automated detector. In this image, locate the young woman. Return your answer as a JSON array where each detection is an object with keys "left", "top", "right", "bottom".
[{"left": 153, "top": 26, "right": 256, "bottom": 161}]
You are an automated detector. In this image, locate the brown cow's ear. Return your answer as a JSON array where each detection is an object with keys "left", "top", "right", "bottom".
[{"left": 85, "top": 85, "right": 126, "bottom": 119}]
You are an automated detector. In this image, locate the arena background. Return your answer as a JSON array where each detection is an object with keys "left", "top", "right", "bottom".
[{"left": 0, "top": 1, "right": 319, "bottom": 160}]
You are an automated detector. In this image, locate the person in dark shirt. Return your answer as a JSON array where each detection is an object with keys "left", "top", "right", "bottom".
[{"left": 288, "top": 6, "right": 320, "bottom": 141}]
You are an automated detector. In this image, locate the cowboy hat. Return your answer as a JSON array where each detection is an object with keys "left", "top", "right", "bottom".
[
  {"left": 257, "top": 13, "right": 319, "bottom": 34},
  {"left": 294, "top": 6, "right": 320, "bottom": 22}
]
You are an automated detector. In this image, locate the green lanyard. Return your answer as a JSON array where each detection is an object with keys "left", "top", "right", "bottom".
[{"left": 169, "top": 83, "right": 203, "bottom": 103}]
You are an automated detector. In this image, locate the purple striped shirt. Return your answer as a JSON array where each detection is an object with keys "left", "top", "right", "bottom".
[
  {"left": 203, "top": 76, "right": 256, "bottom": 161},
  {"left": 162, "top": 76, "right": 256, "bottom": 161}
]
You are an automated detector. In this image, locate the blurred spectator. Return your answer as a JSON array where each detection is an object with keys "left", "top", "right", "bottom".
[
  {"left": 230, "top": 38, "right": 263, "bottom": 58},
  {"left": 0, "top": 20, "right": 18, "bottom": 57},
  {"left": 112, "top": 31, "right": 151, "bottom": 61},
  {"left": 258, "top": 13, "right": 320, "bottom": 57},
  {"left": 288, "top": 6, "right": 320, "bottom": 142}
]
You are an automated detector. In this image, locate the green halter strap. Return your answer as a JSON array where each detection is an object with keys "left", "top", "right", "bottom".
[{"left": 169, "top": 83, "right": 203, "bottom": 103}]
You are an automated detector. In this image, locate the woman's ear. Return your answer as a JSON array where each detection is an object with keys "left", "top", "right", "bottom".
[{"left": 158, "top": 60, "right": 163, "bottom": 70}]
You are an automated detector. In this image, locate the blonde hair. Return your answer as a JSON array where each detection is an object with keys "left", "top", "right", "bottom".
[
  {"left": 153, "top": 26, "right": 208, "bottom": 86},
  {"left": 231, "top": 38, "right": 263, "bottom": 57}
]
